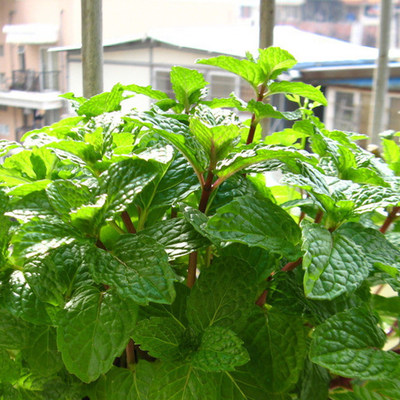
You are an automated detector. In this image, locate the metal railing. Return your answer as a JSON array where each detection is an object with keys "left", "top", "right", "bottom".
[{"left": 10, "top": 70, "right": 60, "bottom": 92}]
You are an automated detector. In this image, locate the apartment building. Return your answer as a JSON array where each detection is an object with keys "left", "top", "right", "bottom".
[{"left": 0, "top": 0, "right": 250, "bottom": 141}]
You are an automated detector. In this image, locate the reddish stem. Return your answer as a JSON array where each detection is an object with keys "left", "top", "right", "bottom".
[
  {"left": 187, "top": 252, "right": 197, "bottom": 288},
  {"left": 314, "top": 210, "right": 324, "bottom": 224},
  {"left": 198, "top": 170, "right": 214, "bottom": 213},
  {"left": 329, "top": 377, "right": 353, "bottom": 391},
  {"left": 121, "top": 210, "right": 136, "bottom": 234},
  {"left": 95, "top": 239, "right": 107, "bottom": 251},
  {"left": 380, "top": 206, "right": 400, "bottom": 234},
  {"left": 246, "top": 85, "right": 266, "bottom": 145},
  {"left": 126, "top": 339, "right": 136, "bottom": 367},
  {"left": 282, "top": 257, "right": 303, "bottom": 272},
  {"left": 171, "top": 208, "right": 178, "bottom": 219},
  {"left": 187, "top": 169, "right": 215, "bottom": 288},
  {"left": 298, "top": 211, "right": 306, "bottom": 225},
  {"left": 256, "top": 290, "right": 268, "bottom": 307}
]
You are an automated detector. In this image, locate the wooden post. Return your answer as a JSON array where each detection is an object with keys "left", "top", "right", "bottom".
[
  {"left": 259, "top": 0, "right": 275, "bottom": 49},
  {"left": 81, "top": 0, "right": 103, "bottom": 98},
  {"left": 259, "top": 0, "right": 275, "bottom": 136},
  {"left": 369, "top": 0, "right": 393, "bottom": 145}
]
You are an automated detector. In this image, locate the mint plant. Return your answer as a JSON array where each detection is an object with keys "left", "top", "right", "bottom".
[{"left": 1, "top": 47, "right": 400, "bottom": 399}]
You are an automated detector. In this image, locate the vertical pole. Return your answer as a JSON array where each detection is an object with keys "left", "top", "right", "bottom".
[
  {"left": 369, "top": 0, "right": 393, "bottom": 145},
  {"left": 259, "top": 0, "right": 275, "bottom": 136},
  {"left": 81, "top": 0, "right": 103, "bottom": 98},
  {"left": 259, "top": 0, "right": 275, "bottom": 49}
]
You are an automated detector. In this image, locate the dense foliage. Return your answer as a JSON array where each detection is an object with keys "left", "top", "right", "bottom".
[{"left": 1, "top": 47, "right": 400, "bottom": 399}]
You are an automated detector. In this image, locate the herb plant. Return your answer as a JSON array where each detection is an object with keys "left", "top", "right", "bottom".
[{"left": 1, "top": 47, "right": 400, "bottom": 399}]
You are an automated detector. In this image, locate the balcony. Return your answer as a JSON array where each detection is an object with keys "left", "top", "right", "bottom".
[
  {"left": 0, "top": 69, "right": 64, "bottom": 110},
  {"left": 10, "top": 69, "right": 60, "bottom": 92}
]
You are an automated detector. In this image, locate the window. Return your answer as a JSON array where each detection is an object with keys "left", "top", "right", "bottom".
[
  {"left": 209, "top": 74, "right": 236, "bottom": 98},
  {"left": 17, "top": 45, "right": 26, "bottom": 70},
  {"left": 333, "top": 91, "right": 359, "bottom": 131},
  {"left": 0, "top": 124, "right": 10, "bottom": 136},
  {"left": 388, "top": 96, "right": 400, "bottom": 131},
  {"left": 240, "top": 5, "right": 253, "bottom": 18},
  {"left": 0, "top": 73, "right": 6, "bottom": 91},
  {"left": 154, "top": 70, "right": 174, "bottom": 99},
  {"left": 44, "top": 109, "right": 61, "bottom": 126}
]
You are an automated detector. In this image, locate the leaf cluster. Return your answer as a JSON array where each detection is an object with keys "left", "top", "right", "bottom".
[{"left": 0, "top": 47, "right": 400, "bottom": 399}]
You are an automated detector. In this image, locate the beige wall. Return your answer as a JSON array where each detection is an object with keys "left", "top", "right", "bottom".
[
  {"left": 0, "top": 106, "right": 16, "bottom": 140},
  {"left": 102, "top": 0, "right": 238, "bottom": 41}
]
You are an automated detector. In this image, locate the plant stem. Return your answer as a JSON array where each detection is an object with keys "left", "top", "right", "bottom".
[
  {"left": 95, "top": 239, "right": 107, "bottom": 251},
  {"left": 256, "top": 290, "right": 268, "bottom": 307},
  {"left": 246, "top": 85, "right": 266, "bottom": 145},
  {"left": 109, "top": 220, "right": 125, "bottom": 234},
  {"left": 126, "top": 339, "right": 136, "bottom": 368},
  {"left": 198, "top": 169, "right": 215, "bottom": 213},
  {"left": 281, "top": 257, "right": 303, "bottom": 272},
  {"left": 380, "top": 206, "right": 400, "bottom": 233},
  {"left": 314, "top": 210, "right": 324, "bottom": 224},
  {"left": 187, "top": 169, "right": 215, "bottom": 288},
  {"left": 187, "top": 252, "right": 197, "bottom": 288},
  {"left": 329, "top": 376, "right": 353, "bottom": 390},
  {"left": 121, "top": 210, "right": 136, "bottom": 234}
]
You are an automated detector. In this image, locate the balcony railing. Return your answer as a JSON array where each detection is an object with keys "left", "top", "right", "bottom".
[{"left": 10, "top": 70, "right": 60, "bottom": 92}]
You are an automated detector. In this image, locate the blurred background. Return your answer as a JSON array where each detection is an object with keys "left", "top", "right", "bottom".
[{"left": 0, "top": 0, "right": 399, "bottom": 143}]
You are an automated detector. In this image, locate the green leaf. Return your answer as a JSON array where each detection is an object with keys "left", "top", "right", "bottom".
[
  {"left": 382, "top": 138, "right": 400, "bottom": 175},
  {"left": 220, "top": 243, "right": 279, "bottom": 283},
  {"left": 246, "top": 100, "right": 302, "bottom": 122},
  {"left": 241, "top": 308, "right": 308, "bottom": 393},
  {"left": 192, "top": 326, "right": 249, "bottom": 372},
  {"left": 197, "top": 56, "right": 264, "bottom": 89},
  {"left": 187, "top": 256, "right": 257, "bottom": 333},
  {"left": 0, "top": 349, "right": 22, "bottom": 383},
  {"left": 148, "top": 361, "right": 218, "bottom": 399},
  {"left": 353, "top": 379, "right": 400, "bottom": 400},
  {"left": 371, "top": 294, "right": 400, "bottom": 317},
  {"left": 139, "top": 218, "right": 210, "bottom": 260},
  {"left": 57, "top": 286, "right": 138, "bottom": 383},
  {"left": 215, "top": 144, "right": 317, "bottom": 183},
  {"left": 132, "top": 317, "right": 185, "bottom": 360},
  {"left": 0, "top": 139, "right": 20, "bottom": 157},
  {"left": 0, "top": 310, "right": 30, "bottom": 350},
  {"left": 127, "top": 111, "right": 208, "bottom": 178},
  {"left": 23, "top": 326, "right": 63, "bottom": 377},
  {"left": 338, "top": 222, "right": 400, "bottom": 271},
  {"left": 0, "top": 271, "right": 51, "bottom": 325},
  {"left": 99, "top": 158, "right": 159, "bottom": 220},
  {"left": 87, "top": 235, "right": 175, "bottom": 305},
  {"left": 24, "top": 243, "right": 93, "bottom": 306},
  {"left": 170, "top": 67, "right": 208, "bottom": 110},
  {"left": 299, "top": 358, "right": 330, "bottom": 400},
  {"left": 218, "top": 369, "right": 272, "bottom": 400},
  {"left": 190, "top": 118, "right": 241, "bottom": 162},
  {"left": 11, "top": 218, "right": 84, "bottom": 262},
  {"left": 135, "top": 152, "right": 199, "bottom": 227},
  {"left": 140, "top": 282, "right": 190, "bottom": 327},
  {"left": 310, "top": 307, "right": 400, "bottom": 380},
  {"left": 257, "top": 47, "right": 297, "bottom": 80},
  {"left": 302, "top": 223, "right": 369, "bottom": 300},
  {"left": 268, "top": 82, "right": 327, "bottom": 105},
  {"left": 349, "top": 185, "right": 400, "bottom": 213},
  {"left": 88, "top": 363, "right": 158, "bottom": 400},
  {"left": 46, "top": 180, "right": 93, "bottom": 217},
  {"left": 124, "top": 83, "right": 169, "bottom": 100},
  {"left": 206, "top": 195, "right": 301, "bottom": 259},
  {"left": 77, "top": 83, "right": 125, "bottom": 117}
]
